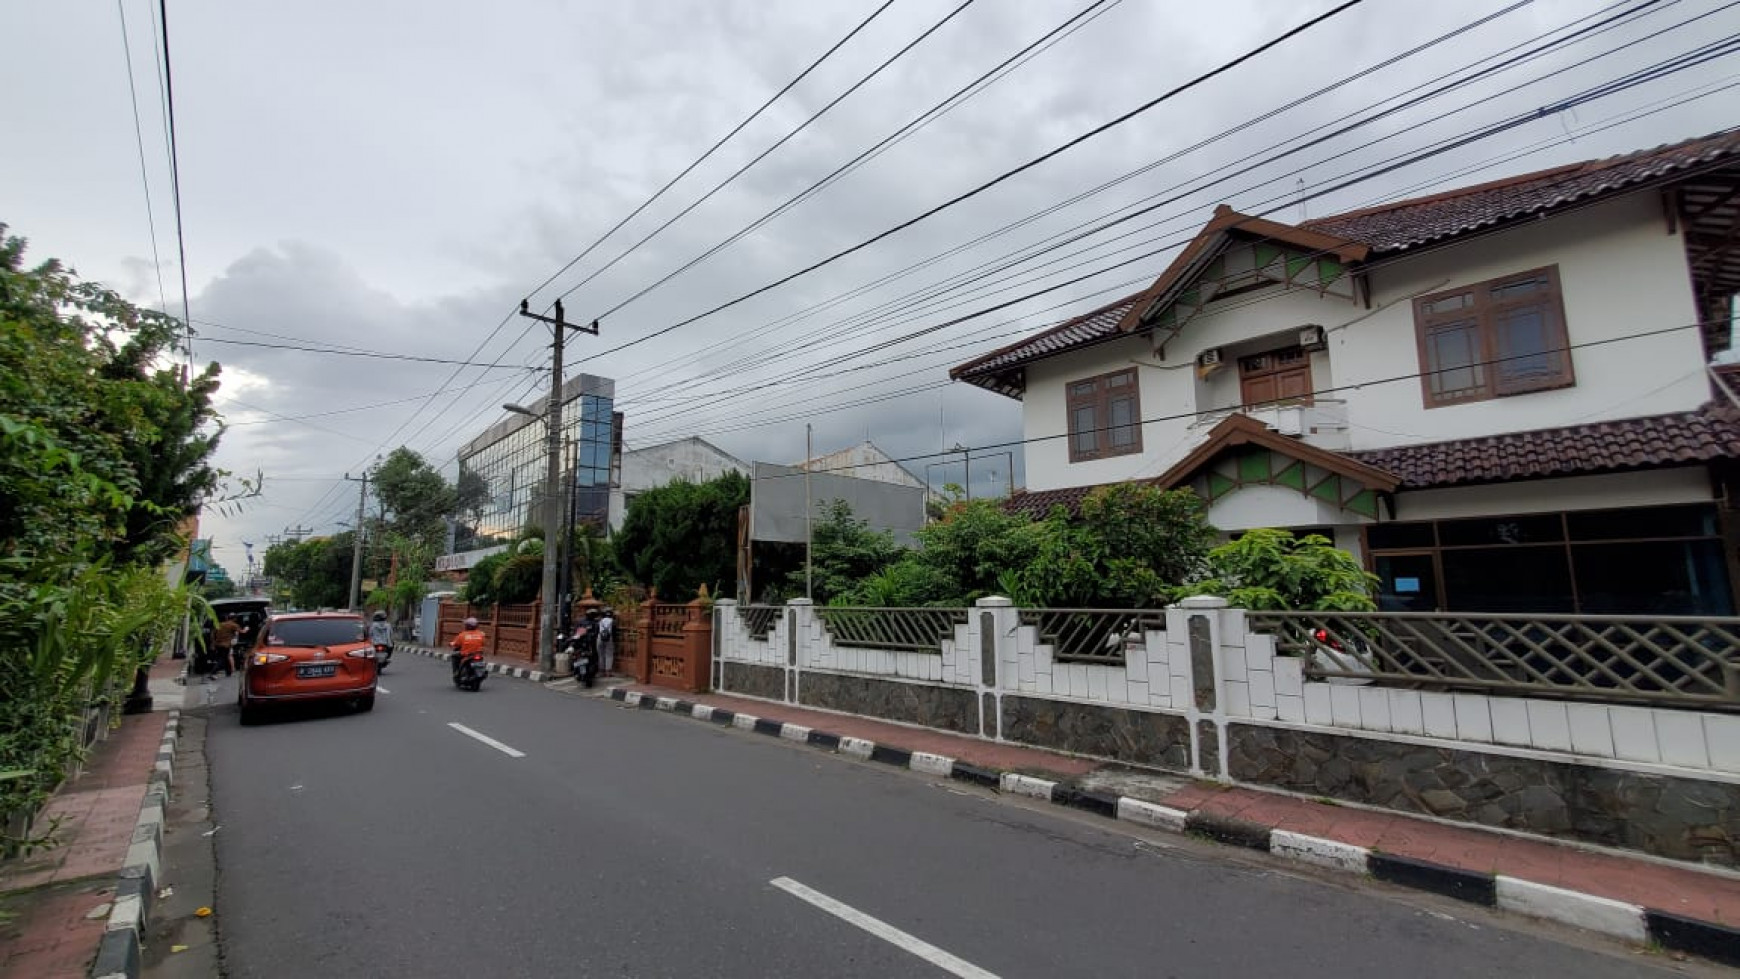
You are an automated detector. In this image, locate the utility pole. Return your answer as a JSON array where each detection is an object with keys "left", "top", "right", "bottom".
[
  {"left": 518, "top": 299, "right": 598, "bottom": 674},
  {"left": 805, "top": 423, "right": 814, "bottom": 601},
  {"left": 343, "top": 469, "right": 371, "bottom": 610}
]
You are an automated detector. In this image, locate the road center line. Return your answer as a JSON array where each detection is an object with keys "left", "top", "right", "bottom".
[
  {"left": 769, "top": 877, "right": 999, "bottom": 979},
  {"left": 446, "top": 722, "right": 525, "bottom": 758}
]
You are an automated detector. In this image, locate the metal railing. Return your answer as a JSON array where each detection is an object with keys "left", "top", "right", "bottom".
[
  {"left": 1247, "top": 610, "right": 1740, "bottom": 709},
  {"left": 738, "top": 605, "right": 782, "bottom": 640},
  {"left": 1020, "top": 608, "right": 1167, "bottom": 664},
  {"left": 814, "top": 606, "right": 965, "bottom": 653}
]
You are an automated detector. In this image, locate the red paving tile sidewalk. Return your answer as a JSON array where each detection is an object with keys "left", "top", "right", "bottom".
[
  {"left": 0, "top": 665, "right": 172, "bottom": 979},
  {"left": 627, "top": 683, "right": 1740, "bottom": 929}
]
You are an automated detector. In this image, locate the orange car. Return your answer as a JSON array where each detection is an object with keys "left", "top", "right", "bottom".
[{"left": 238, "top": 611, "right": 378, "bottom": 724}]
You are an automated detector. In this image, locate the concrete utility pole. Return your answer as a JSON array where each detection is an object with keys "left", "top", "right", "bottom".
[
  {"left": 805, "top": 423, "right": 814, "bottom": 601},
  {"left": 517, "top": 299, "right": 598, "bottom": 674},
  {"left": 344, "top": 469, "right": 371, "bottom": 610}
]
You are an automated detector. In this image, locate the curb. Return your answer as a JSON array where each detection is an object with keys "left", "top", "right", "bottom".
[
  {"left": 401, "top": 645, "right": 548, "bottom": 683},
  {"left": 91, "top": 709, "right": 180, "bottom": 979},
  {"left": 608, "top": 688, "right": 1739, "bottom": 965}
]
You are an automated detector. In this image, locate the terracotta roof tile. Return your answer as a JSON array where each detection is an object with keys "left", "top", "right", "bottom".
[
  {"left": 952, "top": 129, "right": 1740, "bottom": 391},
  {"left": 1302, "top": 128, "right": 1740, "bottom": 253},
  {"left": 1001, "top": 405, "right": 1740, "bottom": 517},
  {"left": 1345, "top": 403, "right": 1740, "bottom": 489},
  {"left": 950, "top": 295, "right": 1139, "bottom": 391}
]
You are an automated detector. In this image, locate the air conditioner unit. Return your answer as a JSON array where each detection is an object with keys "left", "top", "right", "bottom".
[
  {"left": 1299, "top": 325, "right": 1327, "bottom": 351},
  {"left": 1197, "top": 347, "right": 1223, "bottom": 367}
]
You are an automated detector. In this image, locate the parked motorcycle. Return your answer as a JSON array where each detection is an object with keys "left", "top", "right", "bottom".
[
  {"left": 560, "top": 630, "right": 597, "bottom": 689},
  {"left": 453, "top": 651, "right": 488, "bottom": 691}
]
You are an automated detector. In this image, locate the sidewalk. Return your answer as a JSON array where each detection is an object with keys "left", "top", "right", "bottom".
[
  {"left": 618, "top": 683, "right": 1740, "bottom": 961},
  {"left": 0, "top": 657, "right": 181, "bottom": 979}
]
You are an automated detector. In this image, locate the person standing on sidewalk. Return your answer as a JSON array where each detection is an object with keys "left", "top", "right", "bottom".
[{"left": 598, "top": 608, "right": 615, "bottom": 674}]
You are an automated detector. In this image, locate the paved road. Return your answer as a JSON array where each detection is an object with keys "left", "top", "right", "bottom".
[{"left": 200, "top": 654, "right": 1695, "bottom": 978}]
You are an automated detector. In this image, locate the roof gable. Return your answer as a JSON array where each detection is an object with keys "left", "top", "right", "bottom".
[{"left": 1115, "top": 206, "right": 1369, "bottom": 334}]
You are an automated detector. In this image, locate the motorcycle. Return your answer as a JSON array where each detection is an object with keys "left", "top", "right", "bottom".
[
  {"left": 372, "top": 643, "right": 393, "bottom": 672},
  {"left": 453, "top": 651, "right": 488, "bottom": 691},
  {"left": 560, "top": 631, "right": 597, "bottom": 689}
]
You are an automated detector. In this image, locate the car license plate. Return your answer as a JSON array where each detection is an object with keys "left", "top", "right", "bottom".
[{"left": 297, "top": 663, "right": 338, "bottom": 678}]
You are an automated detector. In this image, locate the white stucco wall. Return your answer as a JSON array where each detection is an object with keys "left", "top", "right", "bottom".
[
  {"left": 1018, "top": 192, "right": 1709, "bottom": 494},
  {"left": 1392, "top": 467, "right": 1713, "bottom": 521}
]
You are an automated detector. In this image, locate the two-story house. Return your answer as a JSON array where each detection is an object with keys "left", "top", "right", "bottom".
[{"left": 951, "top": 129, "right": 1740, "bottom": 616}]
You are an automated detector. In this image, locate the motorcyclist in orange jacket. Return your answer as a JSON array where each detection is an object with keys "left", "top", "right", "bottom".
[{"left": 450, "top": 617, "right": 486, "bottom": 679}]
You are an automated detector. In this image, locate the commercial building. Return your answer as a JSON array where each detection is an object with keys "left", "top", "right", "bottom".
[{"left": 443, "top": 373, "right": 620, "bottom": 572}]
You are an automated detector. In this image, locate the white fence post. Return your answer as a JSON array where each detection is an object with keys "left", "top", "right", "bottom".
[
  {"left": 974, "top": 596, "right": 1018, "bottom": 740},
  {"left": 1166, "top": 595, "right": 1230, "bottom": 780},
  {"left": 787, "top": 598, "right": 814, "bottom": 704}
]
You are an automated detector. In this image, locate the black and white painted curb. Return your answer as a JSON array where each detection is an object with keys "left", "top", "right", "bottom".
[
  {"left": 400, "top": 645, "right": 549, "bottom": 682},
  {"left": 91, "top": 710, "right": 179, "bottom": 979},
  {"left": 609, "top": 688, "right": 1740, "bottom": 966}
]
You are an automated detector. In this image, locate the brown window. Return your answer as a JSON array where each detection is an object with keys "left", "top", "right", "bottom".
[
  {"left": 1414, "top": 266, "right": 1573, "bottom": 407},
  {"left": 1066, "top": 368, "right": 1142, "bottom": 463}
]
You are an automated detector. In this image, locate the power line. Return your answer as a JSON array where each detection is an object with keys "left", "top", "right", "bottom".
[
  {"left": 608, "top": 0, "right": 1658, "bottom": 403},
  {"left": 583, "top": 0, "right": 1123, "bottom": 319},
  {"left": 731, "top": 321, "right": 1714, "bottom": 483},
  {"left": 619, "top": 10, "right": 1732, "bottom": 430},
  {"left": 221, "top": 372, "right": 537, "bottom": 426},
  {"left": 580, "top": 0, "right": 1368, "bottom": 355},
  {"left": 631, "top": 96, "right": 1740, "bottom": 444},
  {"left": 546, "top": 0, "right": 980, "bottom": 310},
  {"left": 521, "top": 0, "right": 898, "bottom": 304},
  {"left": 198, "top": 336, "right": 544, "bottom": 368},
  {"left": 155, "top": 0, "right": 194, "bottom": 363},
  {"left": 114, "top": 0, "right": 169, "bottom": 317}
]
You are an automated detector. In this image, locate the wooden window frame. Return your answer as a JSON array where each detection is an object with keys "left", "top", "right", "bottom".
[
  {"left": 1066, "top": 367, "right": 1143, "bottom": 463},
  {"left": 1413, "top": 265, "right": 1574, "bottom": 408}
]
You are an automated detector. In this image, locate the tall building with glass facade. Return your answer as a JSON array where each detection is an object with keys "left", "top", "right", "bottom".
[{"left": 448, "top": 373, "right": 619, "bottom": 562}]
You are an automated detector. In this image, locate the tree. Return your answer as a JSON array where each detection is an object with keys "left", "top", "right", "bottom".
[
  {"left": 777, "top": 500, "right": 904, "bottom": 604},
  {"left": 1173, "top": 529, "right": 1378, "bottom": 611},
  {"left": 372, "top": 447, "right": 454, "bottom": 549},
  {"left": 614, "top": 472, "right": 748, "bottom": 597},
  {"left": 0, "top": 226, "right": 225, "bottom": 838},
  {"left": 846, "top": 484, "right": 1215, "bottom": 608},
  {"left": 261, "top": 535, "right": 353, "bottom": 610}
]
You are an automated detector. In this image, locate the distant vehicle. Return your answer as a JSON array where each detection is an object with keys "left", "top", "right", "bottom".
[{"left": 238, "top": 611, "right": 378, "bottom": 724}]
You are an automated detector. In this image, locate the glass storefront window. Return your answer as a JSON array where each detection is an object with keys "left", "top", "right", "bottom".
[{"left": 1369, "top": 502, "right": 1733, "bottom": 616}]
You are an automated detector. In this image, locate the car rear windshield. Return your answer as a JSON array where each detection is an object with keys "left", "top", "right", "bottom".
[{"left": 269, "top": 618, "right": 366, "bottom": 647}]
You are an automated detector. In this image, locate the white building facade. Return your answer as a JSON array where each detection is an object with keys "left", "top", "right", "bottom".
[{"left": 953, "top": 131, "right": 1740, "bottom": 616}]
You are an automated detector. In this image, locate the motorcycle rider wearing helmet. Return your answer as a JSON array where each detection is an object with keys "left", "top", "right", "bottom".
[
  {"left": 450, "top": 617, "right": 487, "bottom": 680},
  {"left": 367, "top": 610, "right": 394, "bottom": 667}
]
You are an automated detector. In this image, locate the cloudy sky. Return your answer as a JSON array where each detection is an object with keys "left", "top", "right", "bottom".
[{"left": 4, "top": 0, "right": 1737, "bottom": 573}]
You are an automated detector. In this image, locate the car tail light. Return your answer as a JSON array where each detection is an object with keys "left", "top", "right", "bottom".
[
  {"left": 254, "top": 653, "right": 290, "bottom": 665},
  {"left": 1312, "top": 628, "right": 1344, "bottom": 651},
  {"left": 346, "top": 647, "right": 374, "bottom": 658}
]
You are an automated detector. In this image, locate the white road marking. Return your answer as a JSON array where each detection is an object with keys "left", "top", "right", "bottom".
[
  {"left": 769, "top": 877, "right": 1000, "bottom": 979},
  {"left": 446, "top": 722, "right": 526, "bottom": 758},
  {"left": 377, "top": 687, "right": 392, "bottom": 695}
]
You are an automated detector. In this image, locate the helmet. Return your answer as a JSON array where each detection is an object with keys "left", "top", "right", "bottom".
[
  {"left": 464, "top": 617, "right": 478, "bottom": 628},
  {"left": 372, "top": 610, "right": 387, "bottom": 621}
]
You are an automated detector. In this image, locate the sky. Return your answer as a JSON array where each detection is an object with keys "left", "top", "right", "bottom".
[{"left": 3, "top": 0, "right": 1737, "bottom": 574}]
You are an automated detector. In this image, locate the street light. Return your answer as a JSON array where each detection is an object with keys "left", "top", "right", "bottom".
[{"left": 503, "top": 403, "right": 538, "bottom": 417}]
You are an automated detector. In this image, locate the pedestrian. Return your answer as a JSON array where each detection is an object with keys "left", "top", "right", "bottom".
[
  {"left": 598, "top": 607, "right": 615, "bottom": 674},
  {"left": 211, "top": 615, "right": 240, "bottom": 679}
]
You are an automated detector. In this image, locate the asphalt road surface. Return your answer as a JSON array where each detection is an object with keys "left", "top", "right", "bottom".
[{"left": 199, "top": 654, "right": 1698, "bottom": 979}]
